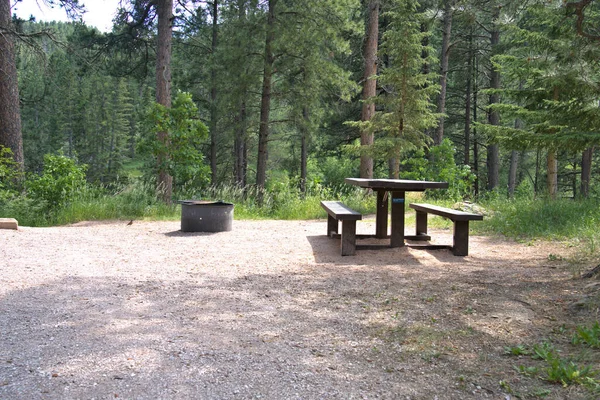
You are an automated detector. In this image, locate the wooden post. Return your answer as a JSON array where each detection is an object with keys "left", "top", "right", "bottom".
[
  {"left": 376, "top": 190, "right": 388, "bottom": 238},
  {"left": 453, "top": 220, "right": 470, "bottom": 256},
  {"left": 390, "top": 191, "right": 405, "bottom": 247},
  {"left": 341, "top": 220, "right": 357, "bottom": 256},
  {"left": 327, "top": 215, "right": 338, "bottom": 237},
  {"left": 415, "top": 210, "right": 428, "bottom": 236}
]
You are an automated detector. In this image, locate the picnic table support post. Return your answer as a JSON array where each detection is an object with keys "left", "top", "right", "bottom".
[
  {"left": 341, "top": 220, "right": 357, "bottom": 256},
  {"left": 453, "top": 220, "right": 470, "bottom": 256},
  {"left": 327, "top": 214, "right": 338, "bottom": 237},
  {"left": 376, "top": 190, "right": 388, "bottom": 238},
  {"left": 390, "top": 191, "right": 405, "bottom": 247},
  {"left": 415, "top": 210, "right": 428, "bottom": 236}
]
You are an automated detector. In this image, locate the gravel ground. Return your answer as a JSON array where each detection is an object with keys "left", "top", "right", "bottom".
[{"left": 0, "top": 218, "right": 591, "bottom": 399}]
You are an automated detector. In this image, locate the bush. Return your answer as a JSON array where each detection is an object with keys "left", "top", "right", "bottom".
[
  {"left": 140, "top": 91, "right": 210, "bottom": 193},
  {"left": 25, "top": 154, "right": 88, "bottom": 210},
  {"left": 0, "top": 146, "right": 23, "bottom": 195},
  {"left": 401, "top": 139, "right": 476, "bottom": 201}
]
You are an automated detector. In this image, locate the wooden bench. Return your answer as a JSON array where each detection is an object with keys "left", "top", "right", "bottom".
[
  {"left": 409, "top": 203, "right": 483, "bottom": 256},
  {"left": 320, "top": 201, "right": 362, "bottom": 256}
]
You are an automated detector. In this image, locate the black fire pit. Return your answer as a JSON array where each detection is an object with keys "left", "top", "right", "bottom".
[{"left": 179, "top": 200, "right": 234, "bottom": 232}]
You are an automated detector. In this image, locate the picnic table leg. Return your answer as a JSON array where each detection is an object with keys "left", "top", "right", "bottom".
[
  {"left": 375, "top": 190, "right": 388, "bottom": 238},
  {"left": 327, "top": 214, "right": 338, "bottom": 237},
  {"left": 453, "top": 220, "right": 470, "bottom": 256},
  {"left": 341, "top": 220, "right": 357, "bottom": 256},
  {"left": 390, "top": 191, "right": 405, "bottom": 247},
  {"left": 415, "top": 210, "right": 428, "bottom": 236}
]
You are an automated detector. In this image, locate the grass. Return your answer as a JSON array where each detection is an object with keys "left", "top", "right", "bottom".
[
  {"left": 2, "top": 179, "right": 600, "bottom": 261},
  {"left": 504, "top": 323, "right": 600, "bottom": 394}
]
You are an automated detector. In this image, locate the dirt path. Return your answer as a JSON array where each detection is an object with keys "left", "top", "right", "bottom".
[{"left": 0, "top": 219, "right": 596, "bottom": 399}]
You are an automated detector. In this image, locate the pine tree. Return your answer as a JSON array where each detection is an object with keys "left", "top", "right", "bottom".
[
  {"left": 352, "top": 0, "right": 440, "bottom": 178},
  {"left": 482, "top": 2, "right": 600, "bottom": 198}
]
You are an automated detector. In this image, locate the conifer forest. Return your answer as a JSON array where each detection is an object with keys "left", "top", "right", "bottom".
[{"left": 2, "top": 0, "right": 600, "bottom": 209}]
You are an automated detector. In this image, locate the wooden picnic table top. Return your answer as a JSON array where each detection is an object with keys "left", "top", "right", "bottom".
[{"left": 345, "top": 178, "right": 449, "bottom": 191}]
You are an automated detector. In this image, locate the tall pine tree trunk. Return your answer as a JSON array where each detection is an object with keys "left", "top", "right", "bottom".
[
  {"left": 546, "top": 87, "right": 560, "bottom": 199},
  {"left": 508, "top": 151, "right": 518, "bottom": 198},
  {"left": 234, "top": 98, "right": 247, "bottom": 188},
  {"left": 486, "top": 5, "right": 501, "bottom": 191},
  {"left": 359, "top": 0, "right": 379, "bottom": 179},
  {"left": 300, "top": 106, "right": 309, "bottom": 195},
  {"left": 156, "top": 0, "right": 173, "bottom": 204},
  {"left": 464, "top": 27, "right": 473, "bottom": 166},
  {"left": 581, "top": 146, "right": 593, "bottom": 198},
  {"left": 547, "top": 150, "right": 558, "bottom": 199},
  {"left": 0, "top": 0, "right": 24, "bottom": 169},
  {"left": 256, "top": 0, "right": 276, "bottom": 196},
  {"left": 209, "top": 0, "right": 219, "bottom": 185},
  {"left": 472, "top": 51, "right": 480, "bottom": 197},
  {"left": 435, "top": 0, "right": 453, "bottom": 145}
]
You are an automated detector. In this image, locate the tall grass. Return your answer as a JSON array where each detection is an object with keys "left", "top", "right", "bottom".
[
  {"left": 0, "top": 180, "right": 376, "bottom": 226},
  {"left": 478, "top": 197, "right": 600, "bottom": 241},
  {"left": 3, "top": 177, "right": 600, "bottom": 258}
]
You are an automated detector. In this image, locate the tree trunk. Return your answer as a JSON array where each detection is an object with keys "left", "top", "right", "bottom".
[
  {"left": 0, "top": 0, "right": 24, "bottom": 169},
  {"left": 508, "top": 112, "right": 523, "bottom": 198},
  {"left": 546, "top": 86, "right": 560, "bottom": 199},
  {"left": 156, "top": 0, "right": 173, "bottom": 204},
  {"left": 547, "top": 149, "right": 558, "bottom": 199},
  {"left": 486, "top": 5, "right": 501, "bottom": 191},
  {"left": 388, "top": 158, "right": 399, "bottom": 179},
  {"left": 473, "top": 50, "right": 479, "bottom": 197},
  {"left": 209, "top": 0, "right": 219, "bottom": 185},
  {"left": 256, "top": 0, "right": 276, "bottom": 196},
  {"left": 300, "top": 106, "right": 309, "bottom": 195},
  {"left": 435, "top": 0, "right": 453, "bottom": 145},
  {"left": 534, "top": 148, "right": 541, "bottom": 196},
  {"left": 234, "top": 99, "right": 247, "bottom": 188},
  {"left": 463, "top": 26, "right": 473, "bottom": 166},
  {"left": 508, "top": 151, "right": 518, "bottom": 198},
  {"left": 359, "top": 0, "right": 379, "bottom": 179},
  {"left": 580, "top": 146, "right": 593, "bottom": 198}
]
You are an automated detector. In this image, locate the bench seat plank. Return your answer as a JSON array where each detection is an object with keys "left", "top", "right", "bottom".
[
  {"left": 321, "top": 201, "right": 362, "bottom": 256},
  {"left": 320, "top": 201, "right": 362, "bottom": 221},
  {"left": 409, "top": 203, "right": 483, "bottom": 256},
  {"left": 410, "top": 203, "right": 483, "bottom": 221}
]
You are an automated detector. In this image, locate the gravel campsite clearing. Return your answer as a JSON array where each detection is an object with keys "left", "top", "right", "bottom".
[{"left": 0, "top": 219, "right": 596, "bottom": 399}]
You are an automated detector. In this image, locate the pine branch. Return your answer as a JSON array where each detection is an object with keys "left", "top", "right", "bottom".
[{"left": 566, "top": 0, "right": 600, "bottom": 42}]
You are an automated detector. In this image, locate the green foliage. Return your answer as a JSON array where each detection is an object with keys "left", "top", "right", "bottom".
[
  {"left": 0, "top": 146, "right": 23, "bottom": 194},
  {"left": 504, "top": 344, "right": 531, "bottom": 356},
  {"left": 140, "top": 91, "right": 210, "bottom": 190},
  {"left": 25, "top": 154, "right": 88, "bottom": 211},
  {"left": 309, "top": 156, "right": 358, "bottom": 189},
  {"left": 573, "top": 322, "right": 600, "bottom": 349},
  {"left": 507, "top": 340, "right": 598, "bottom": 388},
  {"left": 481, "top": 3, "right": 600, "bottom": 152},
  {"left": 544, "top": 354, "right": 596, "bottom": 387},
  {"left": 479, "top": 197, "right": 600, "bottom": 242},
  {"left": 347, "top": 0, "right": 439, "bottom": 174},
  {"left": 401, "top": 140, "right": 476, "bottom": 201}
]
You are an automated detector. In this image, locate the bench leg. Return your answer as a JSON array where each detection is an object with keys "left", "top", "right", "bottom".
[
  {"left": 341, "top": 220, "right": 357, "bottom": 256},
  {"left": 327, "top": 215, "right": 338, "bottom": 237},
  {"left": 415, "top": 210, "right": 428, "bottom": 236},
  {"left": 453, "top": 220, "right": 470, "bottom": 256}
]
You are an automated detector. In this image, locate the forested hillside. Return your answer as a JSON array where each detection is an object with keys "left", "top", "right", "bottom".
[{"left": 2, "top": 0, "right": 600, "bottom": 212}]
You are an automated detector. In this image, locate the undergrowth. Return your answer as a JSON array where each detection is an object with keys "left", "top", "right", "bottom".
[{"left": 503, "top": 321, "right": 600, "bottom": 396}]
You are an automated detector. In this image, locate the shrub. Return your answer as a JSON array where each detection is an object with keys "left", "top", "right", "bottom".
[
  {"left": 401, "top": 139, "right": 476, "bottom": 201},
  {"left": 25, "top": 154, "right": 88, "bottom": 210},
  {"left": 140, "top": 91, "right": 210, "bottom": 192}
]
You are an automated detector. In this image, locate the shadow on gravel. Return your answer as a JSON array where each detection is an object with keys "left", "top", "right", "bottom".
[{"left": 0, "top": 253, "right": 588, "bottom": 399}]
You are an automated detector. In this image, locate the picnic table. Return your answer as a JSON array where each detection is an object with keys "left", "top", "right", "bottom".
[{"left": 344, "top": 178, "right": 448, "bottom": 248}]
